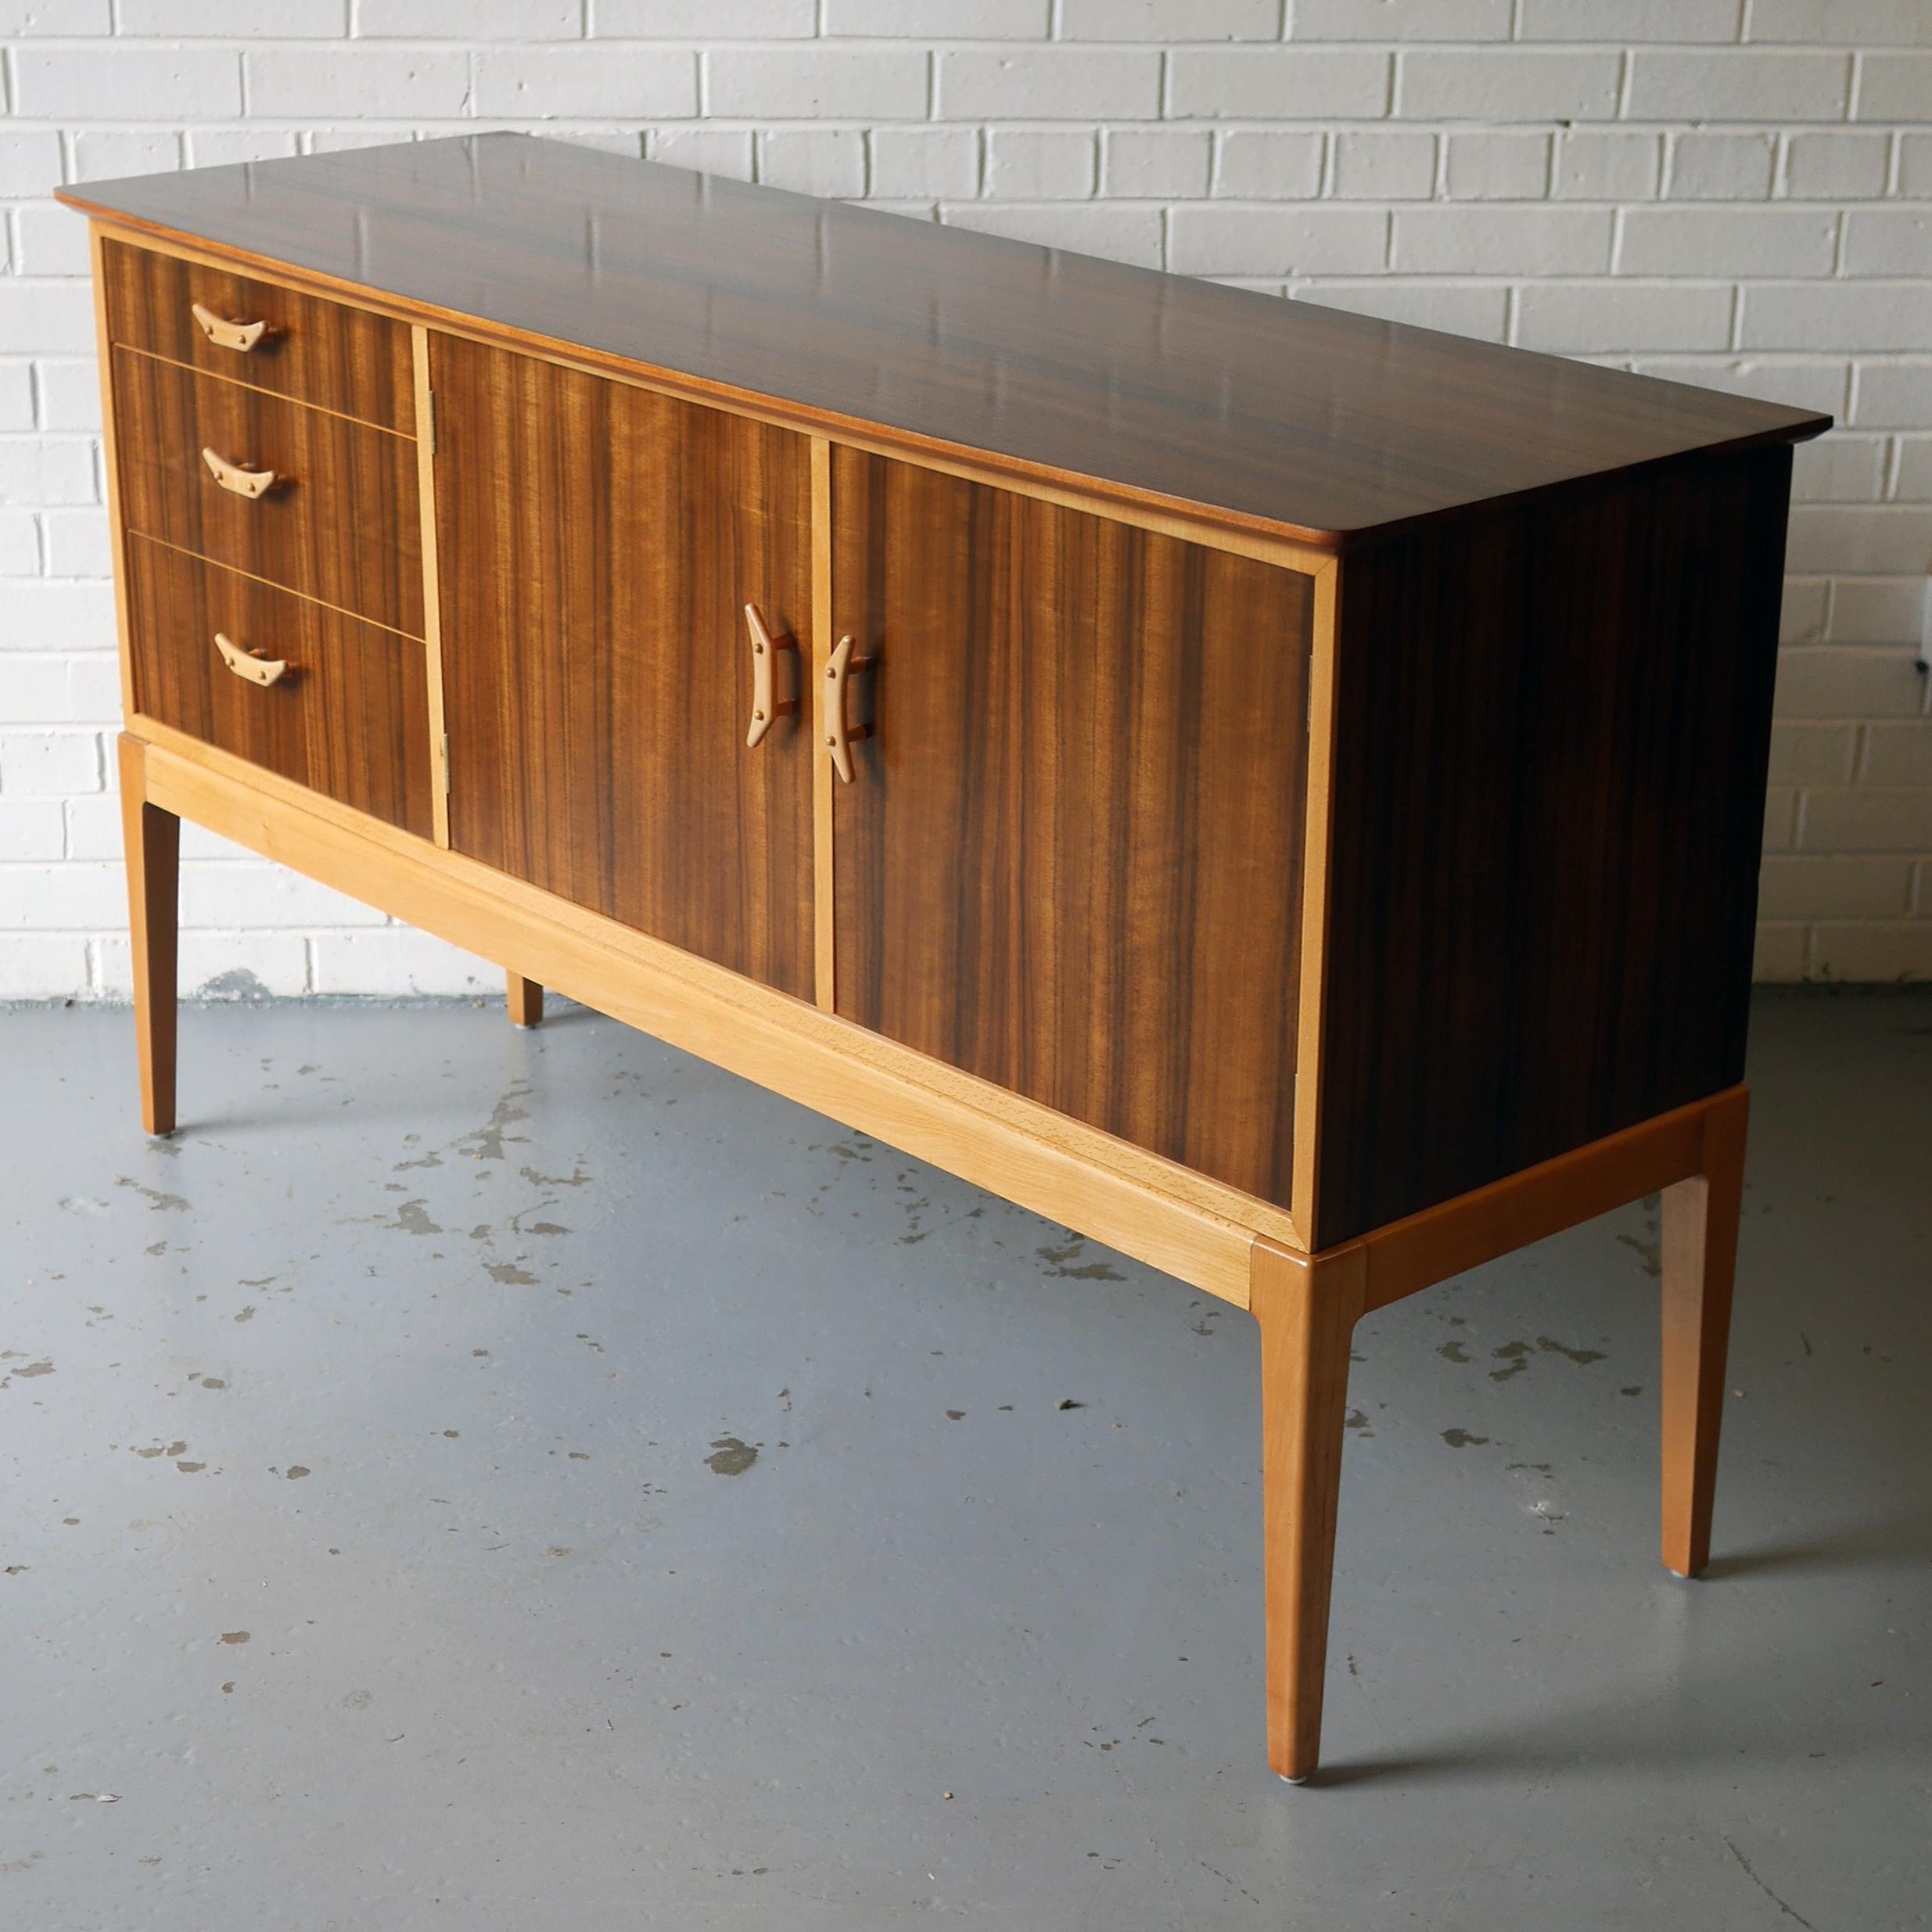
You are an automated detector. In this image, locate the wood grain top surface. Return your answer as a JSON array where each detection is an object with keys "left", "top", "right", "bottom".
[{"left": 61, "top": 132, "right": 1828, "bottom": 547}]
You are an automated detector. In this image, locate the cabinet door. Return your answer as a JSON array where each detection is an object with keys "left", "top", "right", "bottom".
[
  {"left": 435, "top": 336, "right": 813, "bottom": 999},
  {"left": 831, "top": 449, "right": 1314, "bottom": 1212}
]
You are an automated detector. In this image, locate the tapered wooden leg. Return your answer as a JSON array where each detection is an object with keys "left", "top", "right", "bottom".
[
  {"left": 1251, "top": 1238, "right": 1366, "bottom": 1783},
  {"left": 117, "top": 734, "right": 178, "bottom": 1138},
  {"left": 506, "top": 971, "right": 544, "bottom": 1029},
  {"left": 1660, "top": 1087, "right": 1748, "bottom": 1578}
]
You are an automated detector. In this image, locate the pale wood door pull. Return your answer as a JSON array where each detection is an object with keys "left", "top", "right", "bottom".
[
  {"left": 744, "top": 602, "right": 798, "bottom": 749},
  {"left": 212, "top": 630, "right": 288, "bottom": 687},
  {"left": 202, "top": 446, "right": 279, "bottom": 498},
  {"left": 824, "top": 631, "right": 871, "bottom": 783},
  {"left": 190, "top": 300, "right": 271, "bottom": 352}
]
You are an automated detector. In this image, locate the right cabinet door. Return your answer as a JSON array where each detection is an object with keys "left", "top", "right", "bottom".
[{"left": 830, "top": 448, "right": 1315, "bottom": 1212}]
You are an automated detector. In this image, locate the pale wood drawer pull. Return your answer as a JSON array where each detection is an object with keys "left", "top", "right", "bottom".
[
  {"left": 743, "top": 602, "right": 798, "bottom": 749},
  {"left": 191, "top": 300, "right": 271, "bottom": 353},
  {"left": 824, "top": 631, "right": 873, "bottom": 785},
  {"left": 201, "top": 446, "right": 280, "bottom": 499},
  {"left": 213, "top": 630, "right": 288, "bottom": 687}
]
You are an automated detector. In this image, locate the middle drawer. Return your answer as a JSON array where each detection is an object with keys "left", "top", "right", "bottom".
[{"left": 113, "top": 346, "right": 423, "bottom": 639}]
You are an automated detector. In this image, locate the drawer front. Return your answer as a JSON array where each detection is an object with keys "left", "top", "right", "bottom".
[
  {"left": 102, "top": 236, "right": 414, "bottom": 433},
  {"left": 113, "top": 346, "right": 423, "bottom": 638},
  {"left": 127, "top": 532, "right": 433, "bottom": 838}
]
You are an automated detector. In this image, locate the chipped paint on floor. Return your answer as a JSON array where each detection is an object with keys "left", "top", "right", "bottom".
[{"left": 0, "top": 991, "right": 1927, "bottom": 1930}]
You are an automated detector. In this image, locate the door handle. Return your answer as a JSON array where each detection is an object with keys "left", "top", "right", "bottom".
[
  {"left": 202, "top": 447, "right": 280, "bottom": 499},
  {"left": 744, "top": 602, "right": 798, "bottom": 749},
  {"left": 824, "top": 633, "right": 872, "bottom": 785},
  {"left": 213, "top": 630, "right": 288, "bottom": 687},
  {"left": 190, "top": 300, "right": 271, "bottom": 353}
]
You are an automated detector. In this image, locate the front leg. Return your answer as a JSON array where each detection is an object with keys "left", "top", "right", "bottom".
[
  {"left": 1251, "top": 1238, "right": 1366, "bottom": 1782},
  {"left": 117, "top": 734, "right": 179, "bottom": 1137},
  {"left": 1660, "top": 1086, "right": 1749, "bottom": 1578}
]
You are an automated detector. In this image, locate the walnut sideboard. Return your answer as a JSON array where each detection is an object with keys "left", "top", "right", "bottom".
[{"left": 59, "top": 135, "right": 1828, "bottom": 1783}]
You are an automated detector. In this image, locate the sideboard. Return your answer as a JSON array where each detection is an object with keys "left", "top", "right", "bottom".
[{"left": 59, "top": 135, "right": 1828, "bottom": 1783}]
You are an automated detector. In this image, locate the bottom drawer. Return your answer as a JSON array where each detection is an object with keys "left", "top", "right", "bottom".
[{"left": 126, "top": 534, "right": 434, "bottom": 838}]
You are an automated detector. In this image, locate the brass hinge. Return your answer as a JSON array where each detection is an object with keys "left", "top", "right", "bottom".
[{"left": 440, "top": 731, "right": 451, "bottom": 793}]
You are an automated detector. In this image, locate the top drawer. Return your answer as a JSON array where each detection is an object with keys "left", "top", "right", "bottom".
[{"left": 102, "top": 237, "right": 415, "bottom": 435}]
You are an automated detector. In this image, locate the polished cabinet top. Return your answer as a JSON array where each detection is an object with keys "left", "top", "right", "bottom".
[{"left": 62, "top": 131, "right": 1826, "bottom": 548}]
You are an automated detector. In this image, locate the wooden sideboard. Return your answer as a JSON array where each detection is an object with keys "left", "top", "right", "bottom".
[{"left": 59, "top": 135, "right": 1828, "bottom": 1783}]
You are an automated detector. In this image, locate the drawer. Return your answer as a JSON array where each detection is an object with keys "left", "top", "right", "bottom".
[
  {"left": 113, "top": 346, "right": 424, "bottom": 638},
  {"left": 126, "top": 532, "right": 434, "bottom": 839},
  {"left": 102, "top": 237, "right": 414, "bottom": 433}
]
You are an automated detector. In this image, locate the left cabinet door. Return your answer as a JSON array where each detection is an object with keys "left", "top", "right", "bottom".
[{"left": 432, "top": 336, "right": 815, "bottom": 1000}]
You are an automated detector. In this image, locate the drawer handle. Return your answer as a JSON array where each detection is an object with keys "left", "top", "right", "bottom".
[
  {"left": 191, "top": 301, "right": 271, "bottom": 353},
  {"left": 213, "top": 630, "right": 288, "bottom": 688},
  {"left": 824, "top": 632, "right": 873, "bottom": 785},
  {"left": 202, "top": 447, "right": 279, "bottom": 499},
  {"left": 743, "top": 602, "right": 798, "bottom": 749}
]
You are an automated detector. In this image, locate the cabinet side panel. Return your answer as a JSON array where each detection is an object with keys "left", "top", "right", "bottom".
[
  {"left": 831, "top": 447, "right": 1312, "bottom": 1212},
  {"left": 1314, "top": 446, "right": 1792, "bottom": 1246}
]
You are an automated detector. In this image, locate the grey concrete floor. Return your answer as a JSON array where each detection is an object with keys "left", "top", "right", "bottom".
[{"left": 0, "top": 992, "right": 1927, "bottom": 1930}]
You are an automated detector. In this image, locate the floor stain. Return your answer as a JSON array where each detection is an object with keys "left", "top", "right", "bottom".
[
  {"left": 219, "top": 1631, "right": 250, "bottom": 1645},
  {"left": 705, "top": 1435, "right": 759, "bottom": 1475},
  {"left": 1438, "top": 1341, "right": 1470, "bottom": 1363},
  {"left": 285, "top": 1465, "right": 311, "bottom": 1480},
  {"left": 1537, "top": 1334, "right": 1607, "bottom": 1366},
  {"left": 486, "top": 1261, "right": 538, "bottom": 1285},
  {"left": 391, "top": 1200, "right": 443, "bottom": 1237},
  {"left": 458, "top": 1085, "right": 533, "bottom": 1164},
  {"left": 1616, "top": 1229, "right": 1664, "bottom": 1278},
  {"left": 1491, "top": 1341, "right": 1531, "bottom": 1381},
  {"left": 1442, "top": 1428, "right": 1490, "bottom": 1448},
  {"left": 1036, "top": 1237, "right": 1125, "bottom": 1281},
  {"left": 117, "top": 1176, "right": 189, "bottom": 1212}
]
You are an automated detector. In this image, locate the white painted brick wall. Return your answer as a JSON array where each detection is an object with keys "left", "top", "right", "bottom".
[{"left": 2, "top": 2, "right": 1927, "bottom": 998}]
